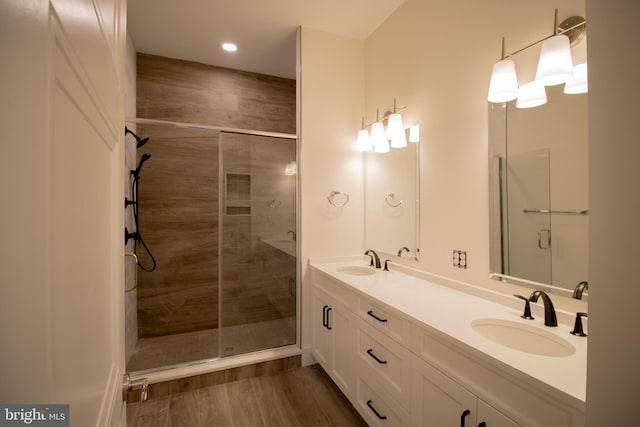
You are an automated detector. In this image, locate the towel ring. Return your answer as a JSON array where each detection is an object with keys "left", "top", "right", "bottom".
[
  {"left": 385, "top": 193, "right": 403, "bottom": 208},
  {"left": 328, "top": 191, "right": 350, "bottom": 207}
]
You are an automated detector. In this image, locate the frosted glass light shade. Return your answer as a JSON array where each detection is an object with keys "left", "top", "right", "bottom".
[
  {"left": 516, "top": 81, "right": 547, "bottom": 109},
  {"left": 564, "top": 62, "right": 588, "bottom": 94},
  {"left": 535, "top": 34, "right": 573, "bottom": 86},
  {"left": 389, "top": 117, "right": 407, "bottom": 148},
  {"left": 386, "top": 113, "right": 404, "bottom": 139},
  {"left": 488, "top": 59, "right": 519, "bottom": 103},
  {"left": 356, "top": 129, "right": 371, "bottom": 151},
  {"left": 371, "top": 122, "right": 389, "bottom": 153},
  {"left": 375, "top": 137, "right": 390, "bottom": 153},
  {"left": 390, "top": 132, "right": 407, "bottom": 148},
  {"left": 409, "top": 124, "right": 420, "bottom": 143}
]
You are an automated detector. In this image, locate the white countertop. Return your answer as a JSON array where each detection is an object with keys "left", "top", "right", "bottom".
[{"left": 310, "top": 256, "right": 587, "bottom": 404}]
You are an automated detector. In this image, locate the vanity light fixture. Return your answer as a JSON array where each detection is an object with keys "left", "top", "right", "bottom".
[
  {"left": 535, "top": 10, "right": 574, "bottom": 86},
  {"left": 357, "top": 101, "right": 414, "bottom": 153},
  {"left": 564, "top": 62, "right": 588, "bottom": 94},
  {"left": 284, "top": 161, "right": 297, "bottom": 176},
  {"left": 371, "top": 109, "right": 390, "bottom": 153},
  {"left": 387, "top": 100, "right": 407, "bottom": 148},
  {"left": 409, "top": 124, "right": 420, "bottom": 143},
  {"left": 356, "top": 117, "right": 372, "bottom": 152},
  {"left": 516, "top": 81, "right": 547, "bottom": 109},
  {"left": 487, "top": 38, "right": 519, "bottom": 103},
  {"left": 487, "top": 9, "right": 586, "bottom": 105}
]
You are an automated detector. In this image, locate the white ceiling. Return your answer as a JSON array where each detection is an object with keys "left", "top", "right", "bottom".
[{"left": 127, "top": 0, "right": 405, "bottom": 80}]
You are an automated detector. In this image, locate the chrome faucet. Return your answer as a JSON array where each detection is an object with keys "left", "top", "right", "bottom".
[
  {"left": 572, "top": 281, "right": 588, "bottom": 299},
  {"left": 365, "top": 249, "right": 381, "bottom": 269},
  {"left": 287, "top": 230, "right": 296, "bottom": 241},
  {"left": 529, "top": 290, "right": 558, "bottom": 327}
]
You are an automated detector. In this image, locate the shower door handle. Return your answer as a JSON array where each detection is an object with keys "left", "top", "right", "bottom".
[{"left": 538, "top": 229, "right": 551, "bottom": 250}]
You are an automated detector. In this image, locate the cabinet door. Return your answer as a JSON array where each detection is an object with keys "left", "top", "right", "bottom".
[
  {"left": 412, "top": 356, "right": 477, "bottom": 427},
  {"left": 311, "top": 289, "right": 333, "bottom": 368},
  {"left": 311, "top": 287, "right": 355, "bottom": 397},
  {"left": 477, "top": 399, "right": 521, "bottom": 427},
  {"left": 331, "top": 300, "right": 355, "bottom": 396}
]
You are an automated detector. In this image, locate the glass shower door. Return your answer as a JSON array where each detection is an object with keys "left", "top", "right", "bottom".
[
  {"left": 218, "top": 132, "right": 297, "bottom": 357},
  {"left": 505, "top": 148, "right": 552, "bottom": 284}
]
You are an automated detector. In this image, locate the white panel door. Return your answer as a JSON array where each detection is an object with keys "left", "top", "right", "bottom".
[{"left": 0, "top": 0, "right": 126, "bottom": 425}]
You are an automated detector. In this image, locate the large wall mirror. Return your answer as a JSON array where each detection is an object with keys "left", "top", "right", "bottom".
[
  {"left": 365, "top": 141, "right": 420, "bottom": 259},
  {"left": 489, "top": 84, "right": 588, "bottom": 296}
]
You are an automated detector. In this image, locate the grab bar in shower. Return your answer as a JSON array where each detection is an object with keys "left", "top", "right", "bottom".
[
  {"left": 523, "top": 209, "right": 588, "bottom": 215},
  {"left": 125, "top": 252, "right": 138, "bottom": 292}
]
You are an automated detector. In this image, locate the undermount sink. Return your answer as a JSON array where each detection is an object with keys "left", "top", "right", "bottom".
[
  {"left": 471, "top": 318, "right": 576, "bottom": 357},
  {"left": 337, "top": 266, "right": 376, "bottom": 276}
]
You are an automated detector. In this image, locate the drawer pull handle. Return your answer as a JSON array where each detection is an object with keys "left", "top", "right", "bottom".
[
  {"left": 367, "top": 310, "right": 388, "bottom": 323},
  {"left": 366, "top": 400, "right": 387, "bottom": 420},
  {"left": 326, "top": 307, "right": 332, "bottom": 330},
  {"left": 366, "top": 349, "right": 388, "bottom": 364},
  {"left": 461, "top": 409, "right": 470, "bottom": 427},
  {"left": 478, "top": 423, "right": 486, "bottom": 427}
]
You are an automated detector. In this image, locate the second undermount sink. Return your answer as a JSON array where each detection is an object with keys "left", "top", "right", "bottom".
[
  {"left": 471, "top": 318, "right": 576, "bottom": 357},
  {"left": 337, "top": 266, "right": 377, "bottom": 276}
]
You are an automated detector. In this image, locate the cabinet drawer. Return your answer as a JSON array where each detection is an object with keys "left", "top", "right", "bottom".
[
  {"left": 356, "top": 319, "right": 412, "bottom": 408},
  {"left": 355, "top": 374, "right": 411, "bottom": 427},
  {"left": 358, "top": 296, "right": 411, "bottom": 346}
]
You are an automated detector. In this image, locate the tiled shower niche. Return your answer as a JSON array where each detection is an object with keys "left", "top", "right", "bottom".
[{"left": 225, "top": 173, "right": 251, "bottom": 216}]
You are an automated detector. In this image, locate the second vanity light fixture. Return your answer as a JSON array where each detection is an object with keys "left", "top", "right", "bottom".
[
  {"left": 356, "top": 99, "right": 420, "bottom": 153},
  {"left": 487, "top": 9, "right": 587, "bottom": 108}
]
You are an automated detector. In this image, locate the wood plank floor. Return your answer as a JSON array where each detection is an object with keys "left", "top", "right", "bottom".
[{"left": 126, "top": 364, "right": 367, "bottom": 427}]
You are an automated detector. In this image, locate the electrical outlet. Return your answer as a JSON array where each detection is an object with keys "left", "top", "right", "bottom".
[{"left": 452, "top": 250, "right": 467, "bottom": 269}]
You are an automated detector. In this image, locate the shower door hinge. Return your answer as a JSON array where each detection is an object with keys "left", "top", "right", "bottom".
[{"left": 122, "top": 373, "right": 149, "bottom": 403}]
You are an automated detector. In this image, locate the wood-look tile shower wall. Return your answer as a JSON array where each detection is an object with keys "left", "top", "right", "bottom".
[{"left": 136, "top": 53, "right": 296, "bottom": 337}]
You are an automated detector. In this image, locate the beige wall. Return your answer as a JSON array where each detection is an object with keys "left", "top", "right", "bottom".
[
  {"left": 363, "top": 0, "right": 586, "bottom": 301},
  {"left": 362, "top": 0, "right": 640, "bottom": 423},
  {"left": 585, "top": 0, "right": 640, "bottom": 424},
  {"left": 299, "top": 28, "right": 365, "bottom": 361}
]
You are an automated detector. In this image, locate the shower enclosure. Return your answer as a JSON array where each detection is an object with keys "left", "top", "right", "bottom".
[{"left": 125, "top": 120, "right": 297, "bottom": 373}]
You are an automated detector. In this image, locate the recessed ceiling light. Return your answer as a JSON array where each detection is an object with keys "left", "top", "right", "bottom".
[{"left": 222, "top": 42, "right": 237, "bottom": 52}]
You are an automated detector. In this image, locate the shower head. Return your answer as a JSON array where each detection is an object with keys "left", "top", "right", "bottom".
[
  {"left": 136, "top": 136, "right": 150, "bottom": 148},
  {"left": 125, "top": 126, "right": 150, "bottom": 148},
  {"left": 131, "top": 153, "right": 152, "bottom": 179}
]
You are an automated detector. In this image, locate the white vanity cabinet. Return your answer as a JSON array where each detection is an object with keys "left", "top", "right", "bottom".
[
  {"left": 309, "top": 263, "right": 586, "bottom": 427},
  {"left": 311, "top": 274, "right": 358, "bottom": 398},
  {"left": 412, "top": 355, "right": 519, "bottom": 427},
  {"left": 412, "top": 325, "right": 584, "bottom": 427}
]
